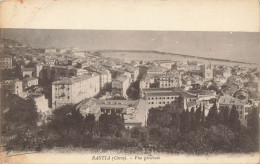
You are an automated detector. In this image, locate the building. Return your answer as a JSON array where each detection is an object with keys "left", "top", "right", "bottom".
[
  {"left": 112, "top": 75, "right": 130, "bottom": 98},
  {"left": 202, "top": 62, "right": 213, "bottom": 80},
  {"left": 77, "top": 98, "right": 149, "bottom": 128},
  {"left": 21, "top": 67, "right": 34, "bottom": 78},
  {"left": 44, "top": 48, "right": 57, "bottom": 54},
  {"left": 140, "top": 74, "right": 151, "bottom": 91},
  {"left": 147, "top": 65, "right": 167, "bottom": 77},
  {"left": 23, "top": 77, "right": 38, "bottom": 89},
  {"left": 124, "top": 67, "right": 139, "bottom": 82},
  {"left": 34, "top": 64, "right": 43, "bottom": 78},
  {"left": 0, "top": 79, "right": 23, "bottom": 96},
  {"left": 213, "top": 75, "right": 227, "bottom": 86},
  {"left": 86, "top": 66, "right": 112, "bottom": 89},
  {"left": 0, "top": 55, "right": 12, "bottom": 69},
  {"left": 51, "top": 66, "right": 77, "bottom": 80},
  {"left": 75, "top": 68, "right": 89, "bottom": 76},
  {"left": 159, "top": 74, "right": 181, "bottom": 88},
  {"left": 100, "top": 69, "right": 112, "bottom": 89},
  {"left": 142, "top": 87, "right": 197, "bottom": 109},
  {"left": 219, "top": 95, "right": 250, "bottom": 126},
  {"left": 52, "top": 73, "right": 100, "bottom": 109},
  {"left": 214, "top": 67, "right": 232, "bottom": 78},
  {"left": 155, "top": 60, "right": 175, "bottom": 69}
]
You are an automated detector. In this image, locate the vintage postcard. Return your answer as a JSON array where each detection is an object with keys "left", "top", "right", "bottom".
[{"left": 0, "top": 0, "right": 259, "bottom": 164}]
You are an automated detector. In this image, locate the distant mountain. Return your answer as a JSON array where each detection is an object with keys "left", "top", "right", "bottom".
[{"left": 0, "top": 38, "right": 29, "bottom": 48}]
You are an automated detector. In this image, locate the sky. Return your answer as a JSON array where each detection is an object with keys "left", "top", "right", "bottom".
[{"left": 2, "top": 29, "right": 260, "bottom": 64}]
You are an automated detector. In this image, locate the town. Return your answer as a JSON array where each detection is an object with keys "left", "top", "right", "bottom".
[{"left": 1, "top": 37, "right": 259, "bottom": 153}]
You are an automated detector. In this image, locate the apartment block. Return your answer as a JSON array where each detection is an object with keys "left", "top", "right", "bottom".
[{"left": 52, "top": 73, "right": 100, "bottom": 109}]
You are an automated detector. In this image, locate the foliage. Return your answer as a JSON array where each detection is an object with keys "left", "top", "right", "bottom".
[
  {"left": 2, "top": 92, "right": 259, "bottom": 154},
  {"left": 126, "top": 80, "right": 140, "bottom": 100},
  {"left": 99, "top": 112, "right": 125, "bottom": 137}
]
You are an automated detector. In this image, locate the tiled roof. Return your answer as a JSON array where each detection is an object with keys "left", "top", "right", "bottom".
[
  {"left": 219, "top": 95, "right": 244, "bottom": 105},
  {"left": 144, "top": 87, "right": 197, "bottom": 98},
  {"left": 52, "top": 74, "right": 93, "bottom": 85}
]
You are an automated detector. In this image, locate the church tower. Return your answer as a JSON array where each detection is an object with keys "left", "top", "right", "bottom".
[{"left": 203, "top": 62, "right": 213, "bottom": 80}]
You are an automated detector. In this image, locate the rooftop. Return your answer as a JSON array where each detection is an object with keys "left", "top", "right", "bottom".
[
  {"left": 52, "top": 74, "right": 96, "bottom": 85},
  {"left": 219, "top": 95, "right": 244, "bottom": 105}
]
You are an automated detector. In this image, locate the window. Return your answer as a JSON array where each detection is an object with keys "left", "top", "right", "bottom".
[{"left": 68, "top": 96, "right": 70, "bottom": 99}]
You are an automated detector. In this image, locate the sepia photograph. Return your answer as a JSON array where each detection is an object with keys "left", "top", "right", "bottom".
[{"left": 0, "top": 0, "right": 259, "bottom": 164}]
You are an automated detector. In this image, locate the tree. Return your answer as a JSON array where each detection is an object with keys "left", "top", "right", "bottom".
[
  {"left": 126, "top": 80, "right": 140, "bottom": 100},
  {"left": 83, "top": 114, "right": 96, "bottom": 136},
  {"left": 218, "top": 107, "right": 225, "bottom": 124},
  {"left": 130, "top": 126, "right": 149, "bottom": 148},
  {"left": 201, "top": 105, "right": 205, "bottom": 126},
  {"left": 99, "top": 113, "right": 125, "bottom": 137},
  {"left": 247, "top": 107, "right": 259, "bottom": 145},
  {"left": 190, "top": 107, "right": 196, "bottom": 131},
  {"left": 2, "top": 92, "right": 40, "bottom": 151},
  {"left": 228, "top": 105, "right": 240, "bottom": 132},
  {"left": 172, "top": 113, "right": 180, "bottom": 131},
  {"left": 147, "top": 108, "right": 172, "bottom": 128},
  {"left": 180, "top": 109, "right": 191, "bottom": 133},
  {"left": 3, "top": 93, "right": 39, "bottom": 133},
  {"left": 206, "top": 100, "right": 218, "bottom": 126},
  {"left": 194, "top": 104, "right": 202, "bottom": 130},
  {"left": 46, "top": 104, "right": 84, "bottom": 147},
  {"left": 223, "top": 106, "right": 230, "bottom": 125}
]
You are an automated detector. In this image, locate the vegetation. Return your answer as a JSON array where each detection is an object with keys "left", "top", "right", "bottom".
[{"left": 2, "top": 92, "right": 259, "bottom": 154}]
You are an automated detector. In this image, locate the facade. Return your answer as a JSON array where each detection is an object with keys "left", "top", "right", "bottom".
[
  {"left": 85, "top": 67, "right": 112, "bottom": 89},
  {"left": 219, "top": 95, "right": 250, "bottom": 126},
  {"left": 202, "top": 62, "right": 213, "bottom": 80},
  {"left": 125, "top": 67, "right": 139, "bottom": 82},
  {"left": 23, "top": 77, "right": 38, "bottom": 89},
  {"left": 159, "top": 74, "right": 181, "bottom": 88},
  {"left": 0, "top": 56, "right": 12, "bottom": 69},
  {"left": 52, "top": 73, "right": 100, "bottom": 109},
  {"left": 0, "top": 79, "right": 23, "bottom": 96},
  {"left": 77, "top": 98, "right": 149, "bottom": 128},
  {"left": 21, "top": 68, "right": 34, "bottom": 78},
  {"left": 140, "top": 74, "right": 151, "bottom": 91},
  {"left": 100, "top": 69, "right": 112, "bottom": 89},
  {"left": 112, "top": 75, "right": 130, "bottom": 98},
  {"left": 34, "top": 64, "right": 43, "bottom": 78},
  {"left": 142, "top": 87, "right": 197, "bottom": 109}
]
